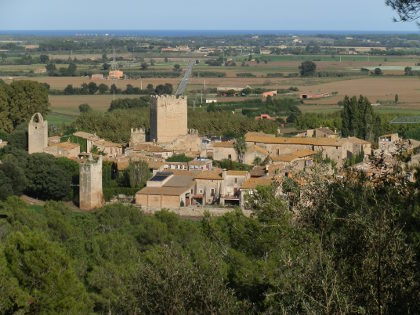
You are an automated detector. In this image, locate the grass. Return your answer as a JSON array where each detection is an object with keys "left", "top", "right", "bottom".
[{"left": 47, "top": 112, "right": 77, "bottom": 126}]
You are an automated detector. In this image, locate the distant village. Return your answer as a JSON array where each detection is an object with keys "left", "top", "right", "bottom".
[{"left": 19, "top": 94, "right": 420, "bottom": 216}]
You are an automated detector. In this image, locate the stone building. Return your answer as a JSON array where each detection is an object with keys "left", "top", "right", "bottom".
[
  {"left": 193, "top": 170, "right": 224, "bottom": 205},
  {"left": 43, "top": 141, "right": 80, "bottom": 158},
  {"left": 79, "top": 155, "right": 104, "bottom": 211},
  {"left": 149, "top": 95, "right": 187, "bottom": 143},
  {"left": 136, "top": 171, "right": 195, "bottom": 209},
  {"left": 28, "top": 113, "right": 48, "bottom": 154},
  {"left": 220, "top": 170, "right": 250, "bottom": 206},
  {"left": 212, "top": 141, "right": 238, "bottom": 161},
  {"left": 129, "top": 128, "right": 147, "bottom": 147}
]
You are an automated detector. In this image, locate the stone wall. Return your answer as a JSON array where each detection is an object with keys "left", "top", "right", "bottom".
[
  {"left": 28, "top": 113, "right": 48, "bottom": 154},
  {"left": 150, "top": 95, "right": 187, "bottom": 143},
  {"left": 129, "top": 128, "right": 146, "bottom": 147},
  {"left": 79, "top": 155, "right": 104, "bottom": 211}
]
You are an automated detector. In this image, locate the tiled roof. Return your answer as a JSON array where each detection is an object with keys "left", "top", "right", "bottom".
[
  {"left": 245, "top": 132, "right": 342, "bottom": 147},
  {"left": 194, "top": 170, "right": 223, "bottom": 180},
  {"left": 49, "top": 141, "right": 80, "bottom": 150},
  {"left": 134, "top": 143, "right": 171, "bottom": 152},
  {"left": 226, "top": 170, "right": 248, "bottom": 176},
  {"left": 213, "top": 141, "right": 234, "bottom": 148},
  {"left": 342, "top": 137, "right": 371, "bottom": 145},
  {"left": 241, "top": 177, "right": 272, "bottom": 189},
  {"left": 270, "top": 149, "right": 317, "bottom": 163}
]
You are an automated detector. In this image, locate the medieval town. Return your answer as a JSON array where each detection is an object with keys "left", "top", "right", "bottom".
[{"left": 21, "top": 93, "right": 420, "bottom": 216}]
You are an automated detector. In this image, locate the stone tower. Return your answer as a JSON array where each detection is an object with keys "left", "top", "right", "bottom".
[
  {"left": 28, "top": 113, "right": 48, "bottom": 154},
  {"left": 149, "top": 95, "right": 187, "bottom": 143},
  {"left": 79, "top": 154, "right": 104, "bottom": 211},
  {"left": 129, "top": 127, "right": 146, "bottom": 147}
]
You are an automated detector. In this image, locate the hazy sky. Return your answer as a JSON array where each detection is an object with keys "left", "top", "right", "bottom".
[{"left": 0, "top": 0, "right": 418, "bottom": 31}]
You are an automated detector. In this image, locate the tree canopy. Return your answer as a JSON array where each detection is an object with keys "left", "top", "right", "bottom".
[{"left": 386, "top": 0, "right": 420, "bottom": 22}]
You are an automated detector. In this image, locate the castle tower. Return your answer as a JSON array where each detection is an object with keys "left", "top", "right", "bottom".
[
  {"left": 150, "top": 95, "right": 187, "bottom": 143},
  {"left": 28, "top": 113, "right": 48, "bottom": 154},
  {"left": 129, "top": 127, "right": 146, "bottom": 147},
  {"left": 79, "top": 154, "right": 104, "bottom": 211}
]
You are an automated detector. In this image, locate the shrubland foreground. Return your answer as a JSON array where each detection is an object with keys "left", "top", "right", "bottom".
[{"left": 0, "top": 167, "right": 419, "bottom": 314}]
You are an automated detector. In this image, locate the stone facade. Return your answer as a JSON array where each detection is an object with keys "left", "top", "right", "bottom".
[
  {"left": 79, "top": 155, "right": 104, "bottom": 211},
  {"left": 149, "top": 95, "right": 187, "bottom": 143},
  {"left": 129, "top": 128, "right": 146, "bottom": 147},
  {"left": 28, "top": 113, "right": 48, "bottom": 154}
]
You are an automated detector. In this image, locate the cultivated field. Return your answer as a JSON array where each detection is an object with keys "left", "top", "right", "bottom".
[{"left": 48, "top": 94, "right": 139, "bottom": 115}]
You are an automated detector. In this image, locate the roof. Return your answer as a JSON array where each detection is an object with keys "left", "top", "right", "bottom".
[
  {"left": 316, "top": 127, "right": 336, "bottom": 135},
  {"left": 189, "top": 159, "right": 212, "bottom": 166},
  {"left": 73, "top": 131, "right": 100, "bottom": 141},
  {"left": 241, "top": 177, "right": 272, "bottom": 190},
  {"left": 52, "top": 142, "right": 80, "bottom": 150},
  {"left": 270, "top": 149, "right": 317, "bottom": 163},
  {"left": 137, "top": 186, "right": 191, "bottom": 196},
  {"left": 245, "top": 132, "right": 342, "bottom": 147},
  {"left": 97, "top": 140, "right": 123, "bottom": 148},
  {"left": 165, "top": 175, "right": 195, "bottom": 188},
  {"left": 194, "top": 170, "right": 223, "bottom": 180},
  {"left": 134, "top": 143, "right": 171, "bottom": 152},
  {"left": 226, "top": 170, "right": 248, "bottom": 176},
  {"left": 342, "top": 137, "right": 371, "bottom": 145},
  {"left": 213, "top": 141, "right": 234, "bottom": 148},
  {"left": 250, "top": 166, "right": 266, "bottom": 177}
]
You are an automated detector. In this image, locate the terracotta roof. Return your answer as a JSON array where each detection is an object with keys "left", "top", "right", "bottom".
[
  {"left": 226, "top": 170, "right": 248, "bottom": 176},
  {"left": 97, "top": 140, "right": 123, "bottom": 148},
  {"left": 245, "top": 133, "right": 342, "bottom": 147},
  {"left": 166, "top": 169, "right": 200, "bottom": 176},
  {"left": 213, "top": 141, "right": 234, "bottom": 148},
  {"left": 134, "top": 143, "right": 171, "bottom": 152},
  {"left": 194, "top": 170, "right": 223, "bottom": 180},
  {"left": 342, "top": 137, "right": 371, "bottom": 145},
  {"left": 241, "top": 177, "right": 272, "bottom": 190},
  {"left": 250, "top": 166, "right": 266, "bottom": 177},
  {"left": 270, "top": 149, "right": 317, "bottom": 163},
  {"left": 51, "top": 142, "right": 80, "bottom": 150},
  {"left": 316, "top": 127, "right": 336, "bottom": 135},
  {"left": 137, "top": 186, "right": 191, "bottom": 196}
]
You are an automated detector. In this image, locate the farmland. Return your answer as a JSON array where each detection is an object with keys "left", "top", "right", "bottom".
[{"left": 0, "top": 33, "right": 419, "bottom": 123}]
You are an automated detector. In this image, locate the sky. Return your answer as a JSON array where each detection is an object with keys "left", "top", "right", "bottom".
[{"left": 0, "top": 0, "right": 418, "bottom": 32}]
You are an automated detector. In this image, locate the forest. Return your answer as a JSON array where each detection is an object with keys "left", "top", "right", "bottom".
[{"left": 0, "top": 166, "right": 419, "bottom": 314}]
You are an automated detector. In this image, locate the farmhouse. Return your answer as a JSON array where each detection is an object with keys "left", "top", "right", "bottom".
[
  {"left": 262, "top": 90, "right": 278, "bottom": 98},
  {"left": 108, "top": 70, "right": 124, "bottom": 80}
]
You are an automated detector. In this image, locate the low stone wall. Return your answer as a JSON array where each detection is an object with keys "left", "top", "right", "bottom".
[{"left": 138, "top": 205, "right": 252, "bottom": 218}]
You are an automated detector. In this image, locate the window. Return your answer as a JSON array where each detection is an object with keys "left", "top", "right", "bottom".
[
  {"left": 211, "top": 189, "right": 215, "bottom": 196},
  {"left": 228, "top": 154, "right": 232, "bottom": 160},
  {"left": 235, "top": 178, "right": 238, "bottom": 183}
]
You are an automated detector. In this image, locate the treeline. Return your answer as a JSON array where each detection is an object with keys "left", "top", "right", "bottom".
[
  {"left": 0, "top": 166, "right": 419, "bottom": 313},
  {"left": 0, "top": 80, "right": 49, "bottom": 133},
  {"left": 54, "top": 82, "right": 173, "bottom": 96},
  {"left": 73, "top": 109, "right": 149, "bottom": 143},
  {"left": 72, "top": 106, "right": 279, "bottom": 141},
  {"left": 0, "top": 146, "right": 78, "bottom": 202}
]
